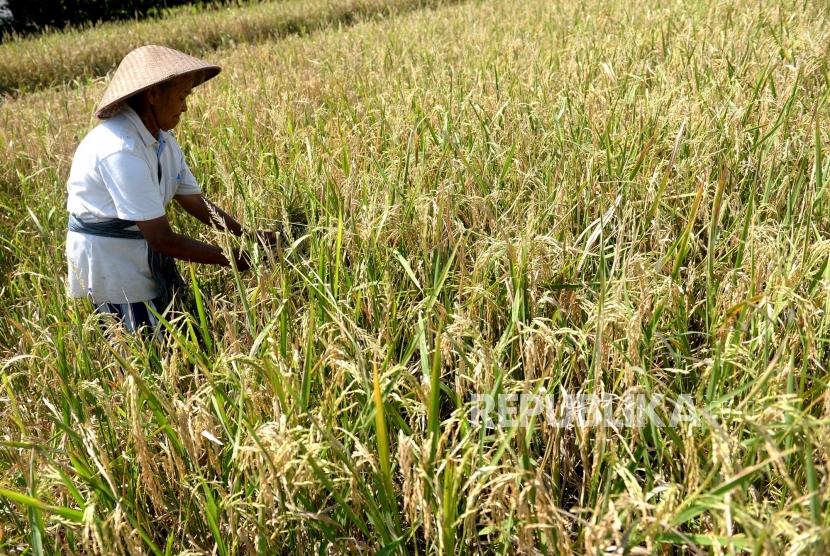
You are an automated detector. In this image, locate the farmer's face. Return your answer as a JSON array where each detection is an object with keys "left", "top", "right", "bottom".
[{"left": 149, "top": 74, "right": 194, "bottom": 131}]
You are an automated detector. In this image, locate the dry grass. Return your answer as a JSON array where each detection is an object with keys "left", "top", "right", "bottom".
[
  {"left": 1, "top": 0, "right": 830, "bottom": 553},
  {"left": 0, "top": 0, "right": 457, "bottom": 94}
]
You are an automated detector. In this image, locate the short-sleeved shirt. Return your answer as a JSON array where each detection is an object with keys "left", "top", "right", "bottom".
[{"left": 66, "top": 105, "right": 202, "bottom": 303}]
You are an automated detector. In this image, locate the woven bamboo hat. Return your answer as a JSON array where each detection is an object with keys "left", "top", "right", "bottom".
[{"left": 96, "top": 45, "right": 221, "bottom": 119}]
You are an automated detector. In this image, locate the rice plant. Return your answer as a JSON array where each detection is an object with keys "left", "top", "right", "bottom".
[{"left": 1, "top": 0, "right": 829, "bottom": 553}]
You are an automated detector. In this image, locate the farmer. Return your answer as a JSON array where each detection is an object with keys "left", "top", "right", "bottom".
[{"left": 66, "top": 45, "right": 274, "bottom": 333}]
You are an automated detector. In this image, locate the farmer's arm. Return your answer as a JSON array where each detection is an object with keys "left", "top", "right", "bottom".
[
  {"left": 174, "top": 193, "right": 279, "bottom": 245},
  {"left": 135, "top": 215, "right": 249, "bottom": 270},
  {"left": 173, "top": 193, "right": 243, "bottom": 235}
]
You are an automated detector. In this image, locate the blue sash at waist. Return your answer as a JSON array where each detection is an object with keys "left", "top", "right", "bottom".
[
  {"left": 68, "top": 214, "right": 143, "bottom": 239},
  {"left": 68, "top": 214, "right": 184, "bottom": 309}
]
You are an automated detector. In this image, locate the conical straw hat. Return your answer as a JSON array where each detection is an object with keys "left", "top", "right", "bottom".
[{"left": 96, "top": 45, "right": 221, "bottom": 119}]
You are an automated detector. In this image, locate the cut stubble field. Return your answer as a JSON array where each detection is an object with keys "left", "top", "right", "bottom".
[{"left": 1, "top": 0, "right": 830, "bottom": 553}]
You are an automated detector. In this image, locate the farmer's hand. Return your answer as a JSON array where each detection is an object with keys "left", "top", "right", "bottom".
[
  {"left": 255, "top": 229, "right": 280, "bottom": 246},
  {"left": 255, "top": 228, "right": 309, "bottom": 257},
  {"left": 231, "top": 248, "right": 251, "bottom": 272}
]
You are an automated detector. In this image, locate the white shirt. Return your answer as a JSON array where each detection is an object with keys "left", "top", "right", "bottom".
[{"left": 66, "top": 105, "right": 201, "bottom": 303}]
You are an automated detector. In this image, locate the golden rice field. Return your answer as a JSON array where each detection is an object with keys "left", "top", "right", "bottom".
[
  {"left": 1, "top": 0, "right": 830, "bottom": 553},
  {"left": 0, "top": 0, "right": 457, "bottom": 94}
]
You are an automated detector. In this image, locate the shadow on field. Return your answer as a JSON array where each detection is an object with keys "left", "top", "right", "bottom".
[{"left": 0, "top": 0, "right": 468, "bottom": 95}]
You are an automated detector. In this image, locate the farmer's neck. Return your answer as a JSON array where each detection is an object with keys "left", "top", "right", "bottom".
[
  {"left": 127, "top": 94, "right": 163, "bottom": 138},
  {"left": 135, "top": 106, "right": 162, "bottom": 139}
]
